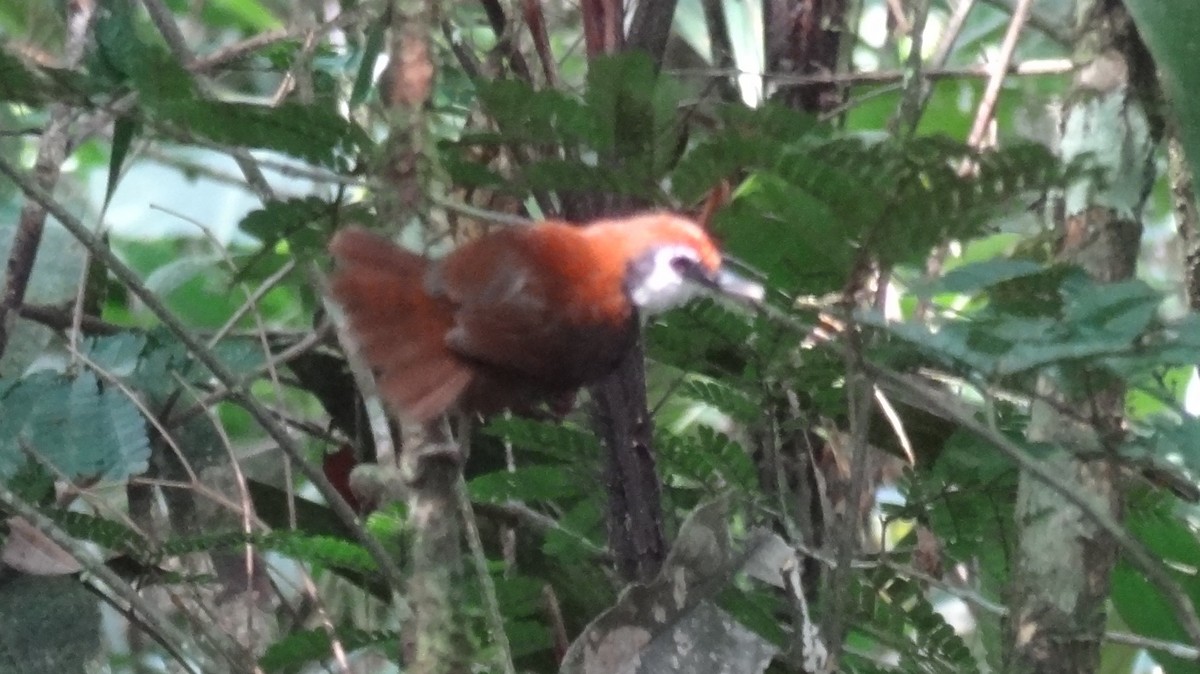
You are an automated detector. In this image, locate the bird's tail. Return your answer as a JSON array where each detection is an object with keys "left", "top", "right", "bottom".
[{"left": 328, "top": 228, "right": 472, "bottom": 423}]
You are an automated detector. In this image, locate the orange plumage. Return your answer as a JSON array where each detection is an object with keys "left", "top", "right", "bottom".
[{"left": 328, "top": 212, "right": 761, "bottom": 423}]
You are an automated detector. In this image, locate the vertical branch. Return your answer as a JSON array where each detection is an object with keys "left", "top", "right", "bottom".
[
  {"left": 627, "top": 0, "right": 679, "bottom": 62},
  {"left": 821, "top": 328, "right": 873, "bottom": 669},
  {"left": 764, "top": 0, "right": 850, "bottom": 113},
  {"left": 964, "top": 0, "right": 1033, "bottom": 148},
  {"left": 581, "top": 0, "right": 624, "bottom": 58},
  {"left": 378, "top": 0, "right": 435, "bottom": 225},
  {"left": 760, "top": 1, "right": 850, "bottom": 668},
  {"left": 576, "top": 0, "right": 678, "bottom": 584},
  {"left": 0, "top": 0, "right": 97, "bottom": 361},
  {"left": 1170, "top": 131, "right": 1200, "bottom": 309},
  {"left": 1007, "top": 1, "right": 1161, "bottom": 671},
  {"left": 378, "top": 1, "right": 467, "bottom": 672},
  {"left": 589, "top": 337, "right": 666, "bottom": 582}
]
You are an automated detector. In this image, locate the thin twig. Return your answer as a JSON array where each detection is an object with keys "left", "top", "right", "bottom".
[
  {"left": 889, "top": 0, "right": 931, "bottom": 135},
  {"left": 966, "top": 0, "right": 1034, "bottom": 147},
  {"left": 931, "top": 0, "right": 978, "bottom": 67},
  {"left": 315, "top": 268, "right": 397, "bottom": 465},
  {"left": 472, "top": 501, "right": 609, "bottom": 560},
  {"left": 457, "top": 478, "right": 517, "bottom": 674},
  {"left": 0, "top": 0, "right": 97, "bottom": 359},
  {"left": 166, "top": 321, "right": 332, "bottom": 429},
  {"left": 667, "top": 59, "right": 1073, "bottom": 87},
  {"left": 140, "top": 0, "right": 276, "bottom": 203},
  {"left": 823, "top": 330, "right": 875, "bottom": 664}
]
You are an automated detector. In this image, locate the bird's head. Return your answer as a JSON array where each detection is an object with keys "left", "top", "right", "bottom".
[{"left": 584, "top": 213, "right": 764, "bottom": 313}]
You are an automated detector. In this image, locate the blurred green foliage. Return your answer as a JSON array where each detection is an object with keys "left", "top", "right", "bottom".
[{"left": 1, "top": 1, "right": 1199, "bottom": 673}]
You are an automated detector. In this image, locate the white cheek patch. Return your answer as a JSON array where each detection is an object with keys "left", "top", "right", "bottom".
[{"left": 630, "top": 246, "right": 701, "bottom": 314}]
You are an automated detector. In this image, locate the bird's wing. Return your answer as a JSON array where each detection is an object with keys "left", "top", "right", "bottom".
[
  {"left": 432, "top": 225, "right": 630, "bottom": 387},
  {"left": 328, "top": 228, "right": 473, "bottom": 422}
]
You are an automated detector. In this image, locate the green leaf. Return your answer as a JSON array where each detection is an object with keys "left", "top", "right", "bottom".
[
  {"left": 85, "top": 333, "right": 149, "bottom": 378},
  {"left": 541, "top": 495, "right": 605, "bottom": 564},
  {"left": 6, "top": 458, "right": 54, "bottom": 504},
  {"left": 0, "top": 576, "right": 100, "bottom": 674},
  {"left": 1125, "top": 0, "right": 1200, "bottom": 205},
  {"left": 520, "top": 159, "right": 656, "bottom": 199},
  {"left": 475, "top": 80, "right": 602, "bottom": 147},
  {"left": 0, "top": 371, "right": 150, "bottom": 482},
  {"left": 49, "top": 510, "right": 146, "bottom": 558},
  {"left": 104, "top": 116, "right": 139, "bottom": 211},
  {"left": 258, "top": 532, "right": 377, "bottom": 574},
  {"left": 658, "top": 425, "right": 756, "bottom": 493},
  {"left": 671, "top": 103, "right": 818, "bottom": 203},
  {"left": 1112, "top": 502, "right": 1200, "bottom": 674},
  {"left": 923, "top": 258, "right": 1044, "bottom": 296},
  {"left": 0, "top": 49, "right": 50, "bottom": 104},
  {"left": 853, "top": 569, "right": 978, "bottom": 673},
  {"left": 677, "top": 378, "right": 759, "bottom": 423},
  {"left": 150, "top": 100, "right": 367, "bottom": 166},
  {"left": 260, "top": 627, "right": 392, "bottom": 673},
  {"left": 1060, "top": 277, "right": 1160, "bottom": 343},
  {"left": 349, "top": 21, "right": 386, "bottom": 107},
  {"left": 717, "top": 177, "right": 847, "bottom": 295},
  {"left": 504, "top": 619, "right": 553, "bottom": 658},
  {"left": 202, "top": 0, "right": 281, "bottom": 31},
  {"left": 469, "top": 465, "right": 586, "bottom": 502},
  {"left": 238, "top": 196, "right": 338, "bottom": 250},
  {"left": 483, "top": 418, "right": 601, "bottom": 462},
  {"left": 88, "top": 0, "right": 142, "bottom": 84},
  {"left": 585, "top": 52, "right": 683, "bottom": 174}
]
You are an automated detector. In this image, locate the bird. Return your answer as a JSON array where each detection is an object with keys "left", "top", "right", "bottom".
[{"left": 327, "top": 212, "right": 763, "bottom": 424}]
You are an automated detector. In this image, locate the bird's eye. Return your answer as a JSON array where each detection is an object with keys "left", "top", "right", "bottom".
[{"left": 670, "top": 256, "right": 695, "bottom": 273}]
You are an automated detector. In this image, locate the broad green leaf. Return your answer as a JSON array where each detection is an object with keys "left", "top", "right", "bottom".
[
  {"left": 718, "top": 175, "right": 848, "bottom": 294},
  {"left": 0, "top": 371, "right": 150, "bottom": 482},
  {"left": 203, "top": 0, "right": 281, "bottom": 31},
  {"left": 1126, "top": 0, "right": 1200, "bottom": 204},
  {"left": 1112, "top": 503, "right": 1200, "bottom": 674},
  {"left": 923, "top": 258, "right": 1044, "bottom": 296},
  {"left": 85, "top": 333, "right": 148, "bottom": 378},
  {"left": 1060, "top": 277, "right": 1160, "bottom": 343},
  {"left": 349, "top": 21, "right": 386, "bottom": 107}
]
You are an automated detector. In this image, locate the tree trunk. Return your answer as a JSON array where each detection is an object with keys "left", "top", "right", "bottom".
[{"left": 1006, "top": 1, "right": 1161, "bottom": 671}]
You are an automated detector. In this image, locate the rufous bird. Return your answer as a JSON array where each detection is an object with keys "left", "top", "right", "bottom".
[{"left": 328, "top": 212, "right": 763, "bottom": 424}]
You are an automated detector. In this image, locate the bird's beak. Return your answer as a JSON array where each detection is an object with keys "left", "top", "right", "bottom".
[
  {"left": 712, "top": 266, "right": 765, "bottom": 304},
  {"left": 683, "top": 262, "right": 764, "bottom": 305}
]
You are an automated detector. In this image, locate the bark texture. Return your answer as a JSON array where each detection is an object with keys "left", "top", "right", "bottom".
[{"left": 1007, "top": 1, "right": 1161, "bottom": 671}]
